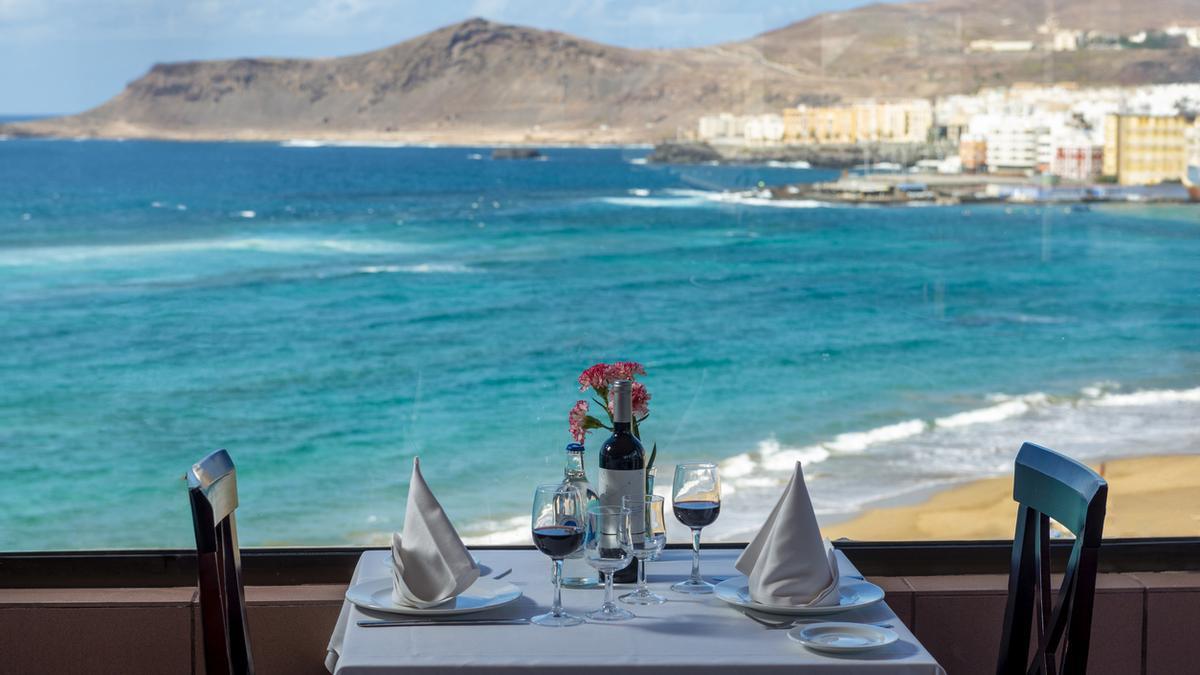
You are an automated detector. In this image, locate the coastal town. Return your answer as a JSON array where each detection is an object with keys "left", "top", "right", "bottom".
[{"left": 680, "top": 78, "right": 1200, "bottom": 205}]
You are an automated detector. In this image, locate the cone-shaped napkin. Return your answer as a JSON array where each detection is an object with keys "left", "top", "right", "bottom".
[
  {"left": 735, "top": 461, "right": 840, "bottom": 606},
  {"left": 390, "top": 457, "right": 480, "bottom": 608}
]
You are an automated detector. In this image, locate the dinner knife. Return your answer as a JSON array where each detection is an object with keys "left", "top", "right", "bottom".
[{"left": 357, "top": 618, "right": 530, "bottom": 627}]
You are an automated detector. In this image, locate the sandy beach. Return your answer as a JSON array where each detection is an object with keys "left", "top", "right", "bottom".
[{"left": 822, "top": 455, "right": 1200, "bottom": 540}]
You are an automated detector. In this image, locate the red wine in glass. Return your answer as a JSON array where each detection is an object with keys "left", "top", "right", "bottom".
[
  {"left": 673, "top": 500, "right": 720, "bottom": 528},
  {"left": 532, "top": 525, "right": 584, "bottom": 559}
]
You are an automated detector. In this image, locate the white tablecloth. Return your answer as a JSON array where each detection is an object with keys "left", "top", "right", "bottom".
[{"left": 327, "top": 548, "right": 945, "bottom": 674}]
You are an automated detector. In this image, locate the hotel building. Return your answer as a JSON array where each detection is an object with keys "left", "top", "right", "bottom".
[{"left": 1102, "top": 114, "right": 1190, "bottom": 185}]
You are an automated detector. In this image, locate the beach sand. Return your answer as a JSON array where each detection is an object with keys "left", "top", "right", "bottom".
[{"left": 822, "top": 455, "right": 1200, "bottom": 540}]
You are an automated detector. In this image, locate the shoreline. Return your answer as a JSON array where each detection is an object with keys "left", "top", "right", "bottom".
[
  {"left": 821, "top": 454, "right": 1200, "bottom": 540},
  {"left": 0, "top": 121, "right": 662, "bottom": 148}
]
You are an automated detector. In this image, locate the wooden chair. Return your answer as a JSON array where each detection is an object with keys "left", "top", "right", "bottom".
[
  {"left": 996, "top": 443, "right": 1107, "bottom": 675},
  {"left": 188, "top": 449, "right": 254, "bottom": 675}
]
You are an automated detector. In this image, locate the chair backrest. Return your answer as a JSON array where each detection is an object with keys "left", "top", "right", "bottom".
[
  {"left": 997, "top": 443, "right": 1107, "bottom": 675},
  {"left": 188, "top": 449, "right": 254, "bottom": 675}
]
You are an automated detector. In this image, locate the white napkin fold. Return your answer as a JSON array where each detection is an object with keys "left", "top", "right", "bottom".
[
  {"left": 390, "top": 457, "right": 480, "bottom": 608},
  {"left": 735, "top": 461, "right": 840, "bottom": 607}
]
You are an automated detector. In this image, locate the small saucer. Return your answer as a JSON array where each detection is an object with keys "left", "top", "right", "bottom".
[{"left": 787, "top": 622, "right": 899, "bottom": 653}]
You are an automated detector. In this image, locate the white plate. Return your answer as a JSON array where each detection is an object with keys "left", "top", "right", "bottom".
[
  {"left": 345, "top": 577, "right": 522, "bottom": 616},
  {"left": 714, "top": 576, "right": 885, "bottom": 616},
  {"left": 788, "top": 622, "right": 899, "bottom": 653}
]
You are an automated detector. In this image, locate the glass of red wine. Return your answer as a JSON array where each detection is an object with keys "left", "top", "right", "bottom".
[
  {"left": 530, "top": 483, "right": 586, "bottom": 626},
  {"left": 670, "top": 462, "right": 721, "bottom": 594}
]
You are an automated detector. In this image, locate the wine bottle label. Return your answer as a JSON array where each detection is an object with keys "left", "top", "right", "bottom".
[{"left": 598, "top": 468, "right": 646, "bottom": 536}]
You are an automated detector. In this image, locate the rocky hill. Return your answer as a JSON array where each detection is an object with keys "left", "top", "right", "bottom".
[{"left": 7, "top": 0, "right": 1200, "bottom": 144}]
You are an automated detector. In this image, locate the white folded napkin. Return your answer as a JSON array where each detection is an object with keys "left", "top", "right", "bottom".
[
  {"left": 735, "top": 461, "right": 840, "bottom": 607},
  {"left": 390, "top": 457, "right": 480, "bottom": 608}
]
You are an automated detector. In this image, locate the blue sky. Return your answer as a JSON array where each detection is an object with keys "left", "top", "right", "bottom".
[{"left": 0, "top": 0, "right": 894, "bottom": 115}]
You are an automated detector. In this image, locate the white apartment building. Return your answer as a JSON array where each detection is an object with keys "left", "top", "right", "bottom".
[
  {"left": 742, "top": 114, "right": 786, "bottom": 143},
  {"left": 697, "top": 113, "right": 744, "bottom": 141},
  {"left": 968, "top": 114, "right": 1049, "bottom": 171},
  {"left": 697, "top": 113, "right": 783, "bottom": 143}
]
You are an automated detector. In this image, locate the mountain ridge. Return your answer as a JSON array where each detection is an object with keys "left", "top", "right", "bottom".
[{"left": 7, "top": 1, "right": 1200, "bottom": 144}]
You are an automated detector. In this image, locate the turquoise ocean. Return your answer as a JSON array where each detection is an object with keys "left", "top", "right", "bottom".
[{"left": 1, "top": 139, "right": 1197, "bottom": 550}]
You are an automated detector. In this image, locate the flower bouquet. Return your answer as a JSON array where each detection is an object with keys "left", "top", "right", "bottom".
[{"left": 568, "top": 361, "right": 657, "bottom": 490}]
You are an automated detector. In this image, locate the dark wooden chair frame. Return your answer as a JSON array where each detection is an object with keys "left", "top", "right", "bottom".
[
  {"left": 997, "top": 442, "right": 1108, "bottom": 675},
  {"left": 188, "top": 449, "right": 254, "bottom": 675}
]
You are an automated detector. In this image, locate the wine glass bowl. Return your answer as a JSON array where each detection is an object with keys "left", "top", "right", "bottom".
[
  {"left": 620, "top": 494, "right": 668, "bottom": 606},
  {"left": 583, "top": 504, "right": 635, "bottom": 621},
  {"left": 530, "top": 483, "right": 586, "bottom": 627},
  {"left": 670, "top": 462, "right": 721, "bottom": 594}
]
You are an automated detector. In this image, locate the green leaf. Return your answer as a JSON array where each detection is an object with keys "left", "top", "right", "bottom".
[
  {"left": 645, "top": 443, "right": 658, "bottom": 493},
  {"left": 582, "top": 415, "right": 609, "bottom": 430}
]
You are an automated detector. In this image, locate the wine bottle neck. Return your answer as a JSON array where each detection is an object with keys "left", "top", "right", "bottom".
[
  {"left": 610, "top": 379, "right": 633, "bottom": 424},
  {"left": 613, "top": 421, "right": 632, "bottom": 433}
]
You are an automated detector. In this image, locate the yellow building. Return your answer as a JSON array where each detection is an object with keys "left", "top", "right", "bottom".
[
  {"left": 1102, "top": 114, "right": 1189, "bottom": 185},
  {"left": 783, "top": 99, "right": 932, "bottom": 145},
  {"left": 784, "top": 105, "right": 857, "bottom": 144}
]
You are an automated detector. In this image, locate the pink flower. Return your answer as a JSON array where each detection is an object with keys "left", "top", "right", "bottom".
[
  {"left": 578, "top": 363, "right": 611, "bottom": 392},
  {"left": 605, "top": 381, "right": 651, "bottom": 417},
  {"left": 608, "top": 361, "right": 646, "bottom": 381},
  {"left": 631, "top": 382, "right": 651, "bottom": 417},
  {"left": 568, "top": 400, "right": 590, "bottom": 443}
]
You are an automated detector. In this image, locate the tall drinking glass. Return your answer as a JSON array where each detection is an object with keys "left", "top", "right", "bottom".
[
  {"left": 620, "top": 495, "right": 667, "bottom": 605},
  {"left": 583, "top": 505, "right": 635, "bottom": 621},
  {"left": 670, "top": 462, "right": 721, "bottom": 594},
  {"left": 530, "top": 483, "right": 586, "bottom": 627}
]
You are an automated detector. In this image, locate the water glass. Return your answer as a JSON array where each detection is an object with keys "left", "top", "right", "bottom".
[
  {"left": 583, "top": 504, "right": 635, "bottom": 621},
  {"left": 620, "top": 494, "right": 667, "bottom": 605}
]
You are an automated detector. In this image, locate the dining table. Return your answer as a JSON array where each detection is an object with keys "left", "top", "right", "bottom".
[{"left": 326, "top": 547, "right": 946, "bottom": 674}]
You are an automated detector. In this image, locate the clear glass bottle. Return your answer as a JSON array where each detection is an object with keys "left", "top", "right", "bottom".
[{"left": 560, "top": 442, "right": 601, "bottom": 588}]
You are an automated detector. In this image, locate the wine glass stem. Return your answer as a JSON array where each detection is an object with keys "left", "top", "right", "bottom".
[
  {"left": 552, "top": 559, "right": 564, "bottom": 617},
  {"left": 637, "top": 554, "right": 648, "bottom": 593},
  {"left": 690, "top": 528, "right": 702, "bottom": 583},
  {"left": 604, "top": 571, "right": 615, "bottom": 608}
]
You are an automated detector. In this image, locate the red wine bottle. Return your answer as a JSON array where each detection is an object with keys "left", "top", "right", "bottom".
[{"left": 599, "top": 379, "right": 645, "bottom": 583}]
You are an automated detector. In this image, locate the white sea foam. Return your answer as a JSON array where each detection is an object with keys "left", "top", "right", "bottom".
[
  {"left": 0, "top": 236, "right": 418, "bottom": 266},
  {"left": 935, "top": 393, "right": 1048, "bottom": 429},
  {"left": 461, "top": 515, "right": 530, "bottom": 546},
  {"left": 627, "top": 188, "right": 651, "bottom": 197},
  {"left": 237, "top": 210, "right": 256, "bottom": 219},
  {"left": 1090, "top": 386, "right": 1200, "bottom": 407},
  {"left": 355, "top": 263, "right": 476, "bottom": 275},
  {"left": 758, "top": 438, "right": 832, "bottom": 472},
  {"left": 825, "top": 419, "right": 926, "bottom": 453},
  {"left": 599, "top": 187, "right": 828, "bottom": 209},
  {"left": 599, "top": 195, "right": 709, "bottom": 208}
]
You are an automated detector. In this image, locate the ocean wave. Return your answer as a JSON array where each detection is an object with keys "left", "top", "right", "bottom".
[
  {"left": 935, "top": 394, "right": 1048, "bottom": 429},
  {"left": 459, "top": 380, "right": 1200, "bottom": 545},
  {"left": 1090, "top": 386, "right": 1200, "bottom": 407},
  {"left": 754, "top": 438, "right": 831, "bottom": 472},
  {"left": 826, "top": 419, "right": 926, "bottom": 453},
  {"left": 597, "top": 187, "right": 828, "bottom": 209},
  {"left": 0, "top": 236, "right": 419, "bottom": 266},
  {"left": 461, "top": 515, "right": 530, "bottom": 546},
  {"left": 355, "top": 263, "right": 477, "bottom": 275}
]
